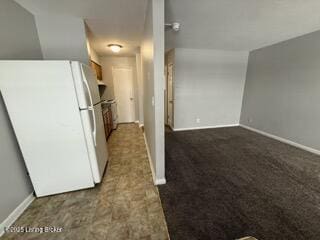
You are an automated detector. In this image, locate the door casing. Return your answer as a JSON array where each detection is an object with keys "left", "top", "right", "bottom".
[{"left": 167, "top": 63, "right": 174, "bottom": 129}]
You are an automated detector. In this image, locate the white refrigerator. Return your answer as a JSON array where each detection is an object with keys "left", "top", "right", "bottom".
[{"left": 0, "top": 61, "right": 108, "bottom": 197}]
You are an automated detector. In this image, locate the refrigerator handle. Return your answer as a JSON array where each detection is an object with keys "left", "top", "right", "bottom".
[
  {"left": 83, "top": 75, "right": 97, "bottom": 146},
  {"left": 90, "top": 106, "right": 97, "bottom": 146}
]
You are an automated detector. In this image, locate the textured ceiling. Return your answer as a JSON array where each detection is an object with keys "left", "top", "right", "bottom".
[
  {"left": 14, "top": 0, "right": 320, "bottom": 54},
  {"left": 166, "top": 0, "right": 320, "bottom": 51},
  {"left": 14, "top": 0, "right": 148, "bottom": 56}
]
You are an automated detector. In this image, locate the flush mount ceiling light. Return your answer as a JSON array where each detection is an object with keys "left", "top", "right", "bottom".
[{"left": 108, "top": 44, "right": 123, "bottom": 53}]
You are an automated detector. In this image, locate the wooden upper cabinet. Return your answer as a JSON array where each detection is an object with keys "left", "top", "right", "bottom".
[{"left": 91, "top": 60, "right": 103, "bottom": 80}]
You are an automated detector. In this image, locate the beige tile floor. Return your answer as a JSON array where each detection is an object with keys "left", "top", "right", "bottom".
[{"left": 1, "top": 123, "right": 169, "bottom": 240}]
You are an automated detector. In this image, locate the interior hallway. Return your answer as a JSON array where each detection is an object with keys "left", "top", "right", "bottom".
[{"left": 1, "top": 124, "right": 169, "bottom": 240}]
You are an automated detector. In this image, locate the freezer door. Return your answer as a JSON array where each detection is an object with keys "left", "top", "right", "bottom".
[
  {"left": 80, "top": 103, "right": 108, "bottom": 183},
  {"left": 71, "top": 61, "right": 101, "bottom": 109}
]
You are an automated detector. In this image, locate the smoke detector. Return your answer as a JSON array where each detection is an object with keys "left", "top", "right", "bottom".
[{"left": 165, "top": 22, "right": 180, "bottom": 32}]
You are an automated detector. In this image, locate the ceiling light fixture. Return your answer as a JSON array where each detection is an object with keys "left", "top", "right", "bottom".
[{"left": 108, "top": 44, "right": 123, "bottom": 53}]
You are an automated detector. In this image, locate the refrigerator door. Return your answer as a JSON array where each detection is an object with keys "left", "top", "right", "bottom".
[
  {"left": 80, "top": 103, "right": 108, "bottom": 183},
  {"left": 0, "top": 61, "right": 95, "bottom": 197},
  {"left": 71, "top": 62, "right": 101, "bottom": 109}
]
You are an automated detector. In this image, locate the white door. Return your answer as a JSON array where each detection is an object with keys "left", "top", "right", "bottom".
[
  {"left": 112, "top": 67, "right": 135, "bottom": 123},
  {"left": 167, "top": 64, "right": 174, "bottom": 128}
]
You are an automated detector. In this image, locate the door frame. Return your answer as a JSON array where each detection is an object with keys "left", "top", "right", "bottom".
[
  {"left": 166, "top": 63, "right": 174, "bottom": 129},
  {"left": 111, "top": 66, "right": 135, "bottom": 123},
  {"left": 164, "top": 64, "right": 168, "bottom": 124}
]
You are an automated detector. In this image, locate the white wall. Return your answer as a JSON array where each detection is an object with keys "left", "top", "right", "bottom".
[
  {"left": 0, "top": 0, "right": 39, "bottom": 228},
  {"left": 141, "top": 0, "right": 165, "bottom": 184},
  {"left": 0, "top": 1, "right": 42, "bottom": 60},
  {"left": 100, "top": 57, "right": 139, "bottom": 120},
  {"left": 35, "top": 15, "right": 90, "bottom": 64},
  {"left": 173, "top": 48, "right": 249, "bottom": 130},
  {"left": 241, "top": 30, "right": 320, "bottom": 152},
  {"left": 0, "top": 97, "right": 34, "bottom": 228}
]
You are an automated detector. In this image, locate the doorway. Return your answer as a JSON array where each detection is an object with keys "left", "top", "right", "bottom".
[
  {"left": 112, "top": 67, "right": 135, "bottom": 123},
  {"left": 167, "top": 63, "right": 174, "bottom": 129},
  {"left": 165, "top": 49, "right": 175, "bottom": 131}
]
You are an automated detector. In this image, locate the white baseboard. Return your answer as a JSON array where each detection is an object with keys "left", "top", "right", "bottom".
[
  {"left": 173, "top": 124, "right": 239, "bottom": 132},
  {"left": 240, "top": 124, "right": 320, "bottom": 156},
  {"left": 134, "top": 120, "right": 139, "bottom": 124},
  {"left": 139, "top": 123, "right": 144, "bottom": 128},
  {"left": 143, "top": 133, "right": 166, "bottom": 185},
  {"left": 155, "top": 178, "right": 166, "bottom": 185},
  {"left": 0, "top": 193, "right": 35, "bottom": 237},
  {"left": 143, "top": 133, "right": 156, "bottom": 184}
]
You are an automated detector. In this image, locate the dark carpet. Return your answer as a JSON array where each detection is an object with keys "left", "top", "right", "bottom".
[{"left": 158, "top": 127, "right": 320, "bottom": 240}]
